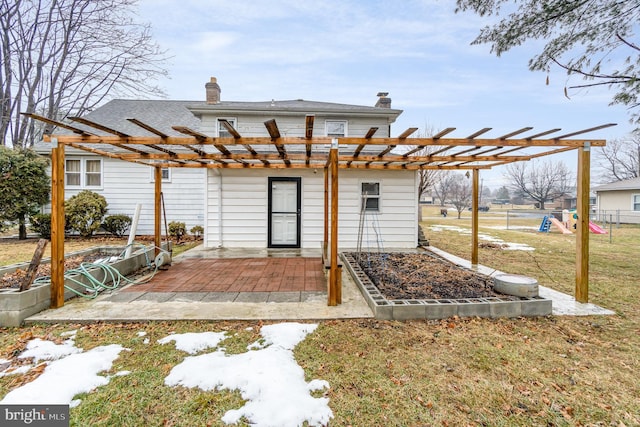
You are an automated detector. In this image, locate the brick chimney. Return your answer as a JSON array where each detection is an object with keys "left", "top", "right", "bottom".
[
  {"left": 375, "top": 92, "right": 391, "bottom": 108},
  {"left": 205, "top": 77, "right": 221, "bottom": 104}
]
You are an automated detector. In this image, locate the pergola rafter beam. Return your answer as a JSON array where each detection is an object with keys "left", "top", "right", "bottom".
[
  {"left": 554, "top": 123, "right": 616, "bottom": 139},
  {"left": 305, "top": 115, "right": 314, "bottom": 165},
  {"left": 173, "top": 126, "right": 234, "bottom": 159},
  {"left": 21, "top": 113, "right": 95, "bottom": 135},
  {"left": 218, "top": 119, "right": 266, "bottom": 165},
  {"left": 525, "top": 128, "right": 562, "bottom": 139},
  {"left": 264, "top": 119, "right": 290, "bottom": 166},
  {"left": 465, "top": 127, "right": 492, "bottom": 139},
  {"left": 125, "top": 118, "right": 182, "bottom": 159},
  {"left": 69, "top": 116, "right": 130, "bottom": 138},
  {"left": 497, "top": 127, "right": 534, "bottom": 140},
  {"left": 349, "top": 127, "right": 379, "bottom": 166},
  {"left": 66, "top": 142, "right": 154, "bottom": 167},
  {"left": 470, "top": 128, "right": 534, "bottom": 157},
  {"left": 219, "top": 119, "right": 241, "bottom": 139},
  {"left": 402, "top": 128, "right": 456, "bottom": 157},
  {"left": 374, "top": 127, "right": 418, "bottom": 162},
  {"left": 126, "top": 118, "right": 169, "bottom": 138}
]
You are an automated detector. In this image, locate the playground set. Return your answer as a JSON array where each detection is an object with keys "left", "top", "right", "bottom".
[{"left": 539, "top": 210, "right": 607, "bottom": 235}]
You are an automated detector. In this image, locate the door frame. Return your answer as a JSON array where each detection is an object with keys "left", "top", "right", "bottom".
[{"left": 267, "top": 177, "right": 302, "bottom": 248}]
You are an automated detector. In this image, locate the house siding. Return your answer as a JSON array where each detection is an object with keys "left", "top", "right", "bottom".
[
  {"left": 37, "top": 97, "right": 402, "bottom": 241},
  {"left": 200, "top": 114, "right": 392, "bottom": 137},
  {"left": 46, "top": 157, "right": 206, "bottom": 234},
  {"left": 205, "top": 168, "right": 417, "bottom": 249},
  {"left": 596, "top": 190, "right": 640, "bottom": 224}
]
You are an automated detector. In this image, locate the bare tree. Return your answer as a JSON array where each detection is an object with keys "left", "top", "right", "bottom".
[
  {"left": 1, "top": 0, "right": 168, "bottom": 148},
  {"left": 407, "top": 125, "right": 441, "bottom": 221},
  {"left": 597, "top": 133, "right": 640, "bottom": 183},
  {"left": 433, "top": 171, "right": 455, "bottom": 207},
  {"left": 505, "top": 160, "right": 572, "bottom": 210},
  {"left": 449, "top": 173, "right": 472, "bottom": 219},
  {"left": 456, "top": 0, "right": 640, "bottom": 124}
]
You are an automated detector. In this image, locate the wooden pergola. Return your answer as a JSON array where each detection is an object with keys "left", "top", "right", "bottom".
[{"left": 27, "top": 113, "right": 615, "bottom": 308}]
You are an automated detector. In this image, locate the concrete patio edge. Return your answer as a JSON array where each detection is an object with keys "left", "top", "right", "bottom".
[{"left": 23, "top": 263, "right": 374, "bottom": 324}]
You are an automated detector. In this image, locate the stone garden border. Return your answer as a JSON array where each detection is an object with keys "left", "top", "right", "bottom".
[{"left": 341, "top": 251, "right": 552, "bottom": 321}]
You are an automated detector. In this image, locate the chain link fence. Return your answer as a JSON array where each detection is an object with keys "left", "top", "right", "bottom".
[{"left": 593, "top": 210, "right": 640, "bottom": 226}]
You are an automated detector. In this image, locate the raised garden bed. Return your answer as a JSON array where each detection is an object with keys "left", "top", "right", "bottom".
[
  {"left": 342, "top": 250, "right": 551, "bottom": 320},
  {"left": 0, "top": 244, "right": 169, "bottom": 327}
]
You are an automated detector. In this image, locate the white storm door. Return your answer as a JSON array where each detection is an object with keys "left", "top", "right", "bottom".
[{"left": 269, "top": 178, "right": 301, "bottom": 247}]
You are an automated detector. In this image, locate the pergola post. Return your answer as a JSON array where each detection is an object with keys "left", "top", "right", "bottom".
[
  {"left": 154, "top": 166, "right": 162, "bottom": 256},
  {"left": 576, "top": 143, "right": 591, "bottom": 302},
  {"left": 323, "top": 165, "right": 329, "bottom": 262},
  {"left": 471, "top": 169, "right": 479, "bottom": 265},
  {"left": 328, "top": 144, "right": 340, "bottom": 306},
  {"left": 50, "top": 139, "right": 65, "bottom": 308}
]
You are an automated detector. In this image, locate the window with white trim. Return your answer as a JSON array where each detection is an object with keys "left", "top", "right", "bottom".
[
  {"left": 150, "top": 167, "right": 171, "bottom": 182},
  {"left": 217, "top": 118, "right": 237, "bottom": 137},
  {"left": 85, "top": 159, "right": 101, "bottom": 186},
  {"left": 161, "top": 167, "right": 170, "bottom": 181},
  {"left": 65, "top": 159, "right": 81, "bottom": 186},
  {"left": 65, "top": 158, "right": 102, "bottom": 188},
  {"left": 325, "top": 120, "right": 347, "bottom": 137},
  {"left": 361, "top": 182, "right": 380, "bottom": 212},
  {"left": 633, "top": 194, "right": 640, "bottom": 211}
]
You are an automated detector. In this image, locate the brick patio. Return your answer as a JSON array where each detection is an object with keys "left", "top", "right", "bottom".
[{"left": 124, "top": 257, "right": 326, "bottom": 293}]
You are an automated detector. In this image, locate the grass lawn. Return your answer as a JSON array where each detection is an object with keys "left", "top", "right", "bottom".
[{"left": 1, "top": 212, "right": 639, "bottom": 426}]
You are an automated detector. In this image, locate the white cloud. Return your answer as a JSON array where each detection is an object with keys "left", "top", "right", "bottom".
[{"left": 134, "top": 0, "right": 634, "bottom": 141}]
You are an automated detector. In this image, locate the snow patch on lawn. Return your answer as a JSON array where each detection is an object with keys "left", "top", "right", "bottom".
[
  {"left": 430, "top": 224, "right": 534, "bottom": 251},
  {"left": 158, "top": 331, "right": 227, "bottom": 354},
  {"left": 163, "top": 322, "right": 332, "bottom": 427},
  {"left": 0, "top": 323, "right": 331, "bottom": 426},
  {"left": 0, "top": 331, "right": 127, "bottom": 407}
]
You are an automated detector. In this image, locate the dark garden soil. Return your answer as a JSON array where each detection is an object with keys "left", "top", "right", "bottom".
[{"left": 349, "top": 251, "right": 518, "bottom": 300}]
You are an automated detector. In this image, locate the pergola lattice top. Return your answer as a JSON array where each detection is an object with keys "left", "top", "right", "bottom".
[{"left": 27, "top": 113, "right": 615, "bottom": 170}]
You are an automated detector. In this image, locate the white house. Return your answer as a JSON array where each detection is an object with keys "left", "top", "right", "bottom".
[
  {"left": 37, "top": 78, "right": 421, "bottom": 249},
  {"left": 593, "top": 177, "right": 640, "bottom": 224}
]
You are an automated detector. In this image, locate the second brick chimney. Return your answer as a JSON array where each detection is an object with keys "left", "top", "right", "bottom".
[
  {"left": 375, "top": 92, "right": 391, "bottom": 108},
  {"left": 206, "top": 77, "right": 221, "bottom": 104}
]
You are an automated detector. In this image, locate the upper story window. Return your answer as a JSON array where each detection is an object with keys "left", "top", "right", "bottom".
[
  {"left": 161, "top": 167, "right": 170, "bottom": 181},
  {"left": 325, "top": 120, "right": 347, "bottom": 137},
  {"left": 361, "top": 182, "right": 380, "bottom": 212},
  {"left": 633, "top": 194, "right": 640, "bottom": 211},
  {"left": 65, "top": 158, "right": 102, "bottom": 188},
  {"left": 217, "top": 118, "right": 237, "bottom": 137},
  {"left": 150, "top": 167, "right": 171, "bottom": 182}
]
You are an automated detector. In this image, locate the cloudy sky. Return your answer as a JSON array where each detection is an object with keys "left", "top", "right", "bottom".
[{"left": 136, "top": 0, "right": 634, "bottom": 186}]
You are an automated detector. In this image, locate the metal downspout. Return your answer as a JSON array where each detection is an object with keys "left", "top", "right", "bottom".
[{"left": 215, "top": 169, "right": 223, "bottom": 247}]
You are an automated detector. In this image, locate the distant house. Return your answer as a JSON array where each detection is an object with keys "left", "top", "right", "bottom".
[
  {"left": 593, "top": 177, "right": 640, "bottom": 224},
  {"left": 36, "top": 78, "right": 420, "bottom": 249}
]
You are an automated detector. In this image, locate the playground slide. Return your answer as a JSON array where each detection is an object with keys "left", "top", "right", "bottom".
[
  {"left": 588, "top": 221, "right": 608, "bottom": 234},
  {"left": 549, "top": 217, "right": 573, "bottom": 234}
]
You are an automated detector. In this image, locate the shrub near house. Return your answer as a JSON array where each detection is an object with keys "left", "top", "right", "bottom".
[
  {"left": 102, "top": 214, "right": 132, "bottom": 237},
  {"left": 65, "top": 191, "right": 108, "bottom": 238}
]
